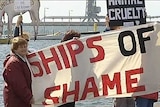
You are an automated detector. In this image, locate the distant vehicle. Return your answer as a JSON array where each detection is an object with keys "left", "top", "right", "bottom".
[{"left": 0, "top": 35, "right": 11, "bottom": 44}]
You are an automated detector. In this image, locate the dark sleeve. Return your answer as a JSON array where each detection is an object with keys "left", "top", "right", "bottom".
[
  {"left": 103, "top": 27, "right": 110, "bottom": 32},
  {"left": 5, "top": 60, "right": 32, "bottom": 104},
  {"left": 14, "top": 27, "right": 19, "bottom": 37}
]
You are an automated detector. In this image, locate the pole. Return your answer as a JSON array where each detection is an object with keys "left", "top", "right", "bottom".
[
  {"left": 44, "top": 8, "right": 48, "bottom": 34},
  {"left": 20, "top": 12, "right": 23, "bottom": 35},
  {"left": 68, "top": 10, "right": 73, "bottom": 30},
  {"left": 93, "top": 22, "right": 97, "bottom": 32},
  {"left": 44, "top": 8, "right": 45, "bottom": 34}
]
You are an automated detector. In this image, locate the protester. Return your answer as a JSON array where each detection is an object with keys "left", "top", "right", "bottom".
[
  {"left": 3, "top": 37, "right": 34, "bottom": 107},
  {"left": 20, "top": 33, "right": 30, "bottom": 42},
  {"left": 134, "top": 9, "right": 158, "bottom": 107},
  {"left": 104, "top": 13, "right": 158, "bottom": 107},
  {"left": 61, "top": 30, "right": 81, "bottom": 42},
  {"left": 104, "top": 14, "right": 110, "bottom": 32},
  {"left": 104, "top": 14, "right": 121, "bottom": 32},
  {"left": 14, "top": 15, "right": 23, "bottom": 37},
  {"left": 14, "top": 15, "right": 33, "bottom": 52},
  {"left": 103, "top": 14, "right": 135, "bottom": 107},
  {"left": 58, "top": 30, "right": 81, "bottom": 107},
  {"left": 135, "top": 92, "right": 158, "bottom": 107},
  {"left": 114, "top": 97, "right": 135, "bottom": 107}
]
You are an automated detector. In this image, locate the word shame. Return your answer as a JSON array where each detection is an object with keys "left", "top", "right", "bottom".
[{"left": 42, "top": 68, "right": 145, "bottom": 105}]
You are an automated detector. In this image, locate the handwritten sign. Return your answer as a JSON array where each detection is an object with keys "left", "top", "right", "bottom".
[
  {"left": 27, "top": 23, "right": 160, "bottom": 106},
  {"left": 14, "top": 0, "right": 31, "bottom": 11}
]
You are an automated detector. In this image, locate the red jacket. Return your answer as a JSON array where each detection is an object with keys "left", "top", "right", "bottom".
[
  {"left": 3, "top": 54, "right": 33, "bottom": 107},
  {"left": 139, "top": 92, "right": 158, "bottom": 100}
]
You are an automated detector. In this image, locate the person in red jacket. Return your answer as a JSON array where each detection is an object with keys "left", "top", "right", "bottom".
[
  {"left": 14, "top": 15, "right": 23, "bottom": 37},
  {"left": 3, "top": 37, "right": 34, "bottom": 107}
]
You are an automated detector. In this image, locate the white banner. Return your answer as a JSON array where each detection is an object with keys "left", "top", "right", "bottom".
[
  {"left": 27, "top": 22, "right": 160, "bottom": 107},
  {"left": 14, "top": 0, "right": 31, "bottom": 11}
]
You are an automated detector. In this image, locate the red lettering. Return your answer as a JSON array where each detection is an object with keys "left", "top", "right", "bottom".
[
  {"left": 27, "top": 53, "right": 43, "bottom": 77},
  {"left": 43, "top": 85, "right": 61, "bottom": 104},
  {"left": 38, "top": 48, "right": 62, "bottom": 74},
  {"left": 42, "top": 68, "right": 144, "bottom": 105},
  {"left": 81, "top": 77, "right": 99, "bottom": 100},
  {"left": 126, "top": 68, "right": 145, "bottom": 93},
  {"left": 102, "top": 72, "right": 122, "bottom": 95},
  {"left": 86, "top": 36, "right": 105, "bottom": 63},
  {"left": 66, "top": 40, "right": 84, "bottom": 67},
  {"left": 62, "top": 81, "right": 79, "bottom": 103}
]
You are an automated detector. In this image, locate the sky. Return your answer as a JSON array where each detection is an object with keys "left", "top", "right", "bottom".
[{"left": 11, "top": 0, "right": 160, "bottom": 23}]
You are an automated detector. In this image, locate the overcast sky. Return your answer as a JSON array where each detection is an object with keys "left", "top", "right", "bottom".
[{"left": 11, "top": 0, "right": 160, "bottom": 23}]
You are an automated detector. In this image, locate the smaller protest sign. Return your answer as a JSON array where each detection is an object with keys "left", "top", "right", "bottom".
[
  {"left": 107, "top": 0, "right": 146, "bottom": 27},
  {"left": 14, "top": 0, "right": 31, "bottom": 11}
]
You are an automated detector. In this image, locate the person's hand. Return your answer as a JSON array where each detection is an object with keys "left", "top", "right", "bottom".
[
  {"left": 16, "top": 15, "right": 23, "bottom": 27},
  {"left": 105, "top": 16, "right": 110, "bottom": 23},
  {"left": 30, "top": 97, "right": 34, "bottom": 104},
  {"left": 105, "top": 16, "right": 110, "bottom": 28},
  {"left": 73, "top": 37, "right": 80, "bottom": 41}
]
